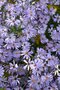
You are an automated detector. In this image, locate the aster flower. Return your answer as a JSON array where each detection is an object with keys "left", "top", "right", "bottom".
[
  {"left": 0, "top": 65, "right": 4, "bottom": 77},
  {"left": 54, "top": 65, "right": 60, "bottom": 76},
  {"left": 28, "top": 74, "right": 41, "bottom": 90},
  {"left": 8, "top": 76, "right": 20, "bottom": 88},
  {"left": 21, "top": 41, "right": 33, "bottom": 59},
  {"left": 51, "top": 30, "right": 60, "bottom": 41},
  {"left": 0, "top": 0, "right": 60, "bottom": 89},
  {"left": 13, "top": 50, "right": 20, "bottom": 58},
  {"left": 21, "top": 49, "right": 33, "bottom": 59},
  {"left": 0, "top": 49, "right": 13, "bottom": 62},
  {"left": 22, "top": 24, "right": 37, "bottom": 39},
  {"left": 23, "top": 59, "right": 33, "bottom": 70},
  {"left": 25, "top": 5, "right": 36, "bottom": 20},
  {"left": 9, "top": 60, "right": 18, "bottom": 70}
]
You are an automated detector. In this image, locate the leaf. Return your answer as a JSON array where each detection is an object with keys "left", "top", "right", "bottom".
[
  {"left": 10, "top": 26, "right": 16, "bottom": 32},
  {"left": 10, "top": 25, "right": 23, "bottom": 36},
  {"left": 47, "top": 4, "right": 60, "bottom": 14},
  {"left": 47, "top": 4, "right": 59, "bottom": 10},
  {"left": 45, "top": 29, "right": 52, "bottom": 40},
  {"left": 34, "top": 34, "right": 41, "bottom": 46},
  {"left": 4, "top": 71, "right": 11, "bottom": 78},
  {"left": 35, "top": 0, "right": 39, "bottom": 2},
  {"left": 0, "top": 88, "right": 5, "bottom": 90},
  {"left": 8, "top": 0, "right": 16, "bottom": 4}
]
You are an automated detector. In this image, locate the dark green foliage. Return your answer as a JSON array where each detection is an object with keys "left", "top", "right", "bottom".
[
  {"left": 8, "top": 0, "right": 16, "bottom": 4},
  {"left": 0, "top": 88, "right": 5, "bottom": 90},
  {"left": 45, "top": 29, "right": 52, "bottom": 40},
  {"left": 10, "top": 25, "right": 23, "bottom": 36},
  {"left": 47, "top": 4, "right": 60, "bottom": 15}
]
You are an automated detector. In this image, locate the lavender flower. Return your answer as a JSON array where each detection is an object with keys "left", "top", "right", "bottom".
[
  {"left": 0, "top": 65, "right": 4, "bottom": 77},
  {"left": 0, "top": 0, "right": 60, "bottom": 89}
]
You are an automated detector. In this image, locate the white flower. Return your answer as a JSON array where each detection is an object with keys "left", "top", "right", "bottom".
[
  {"left": 9, "top": 60, "right": 18, "bottom": 70},
  {"left": 23, "top": 59, "right": 33, "bottom": 70},
  {"left": 54, "top": 65, "right": 60, "bottom": 76}
]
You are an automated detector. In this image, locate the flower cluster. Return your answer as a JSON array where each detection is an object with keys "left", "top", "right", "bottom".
[{"left": 0, "top": 0, "right": 60, "bottom": 90}]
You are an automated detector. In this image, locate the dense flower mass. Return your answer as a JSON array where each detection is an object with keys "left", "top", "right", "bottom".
[{"left": 0, "top": 0, "right": 60, "bottom": 90}]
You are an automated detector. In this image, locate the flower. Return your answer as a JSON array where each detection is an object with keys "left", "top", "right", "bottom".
[
  {"left": 25, "top": 5, "right": 35, "bottom": 20},
  {"left": 0, "top": 0, "right": 60, "bottom": 89},
  {"left": 23, "top": 59, "right": 33, "bottom": 70},
  {"left": 0, "top": 65, "right": 4, "bottom": 77},
  {"left": 13, "top": 50, "right": 20, "bottom": 58},
  {"left": 54, "top": 65, "right": 60, "bottom": 76}
]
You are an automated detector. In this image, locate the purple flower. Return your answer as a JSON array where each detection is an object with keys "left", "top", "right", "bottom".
[
  {"left": 0, "top": 65, "right": 4, "bottom": 77},
  {"left": 13, "top": 50, "right": 20, "bottom": 58}
]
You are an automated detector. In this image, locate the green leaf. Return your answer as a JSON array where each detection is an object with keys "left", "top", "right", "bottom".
[
  {"left": 10, "top": 25, "right": 23, "bottom": 36},
  {"left": 47, "top": 4, "right": 60, "bottom": 14},
  {"left": 10, "top": 26, "right": 16, "bottom": 33},
  {"left": 33, "top": 34, "right": 46, "bottom": 48},
  {"left": 35, "top": 0, "right": 39, "bottom": 2},
  {"left": 0, "top": 88, "right": 5, "bottom": 90},
  {"left": 47, "top": 4, "right": 59, "bottom": 10},
  {"left": 8, "top": 0, "right": 16, "bottom": 4},
  {"left": 45, "top": 29, "right": 52, "bottom": 40},
  {"left": 34, "top": 34, "right": 41, "bottom": 46},
  {"left": 4, "top": 71, "right": 11, "bottom": 78}
]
